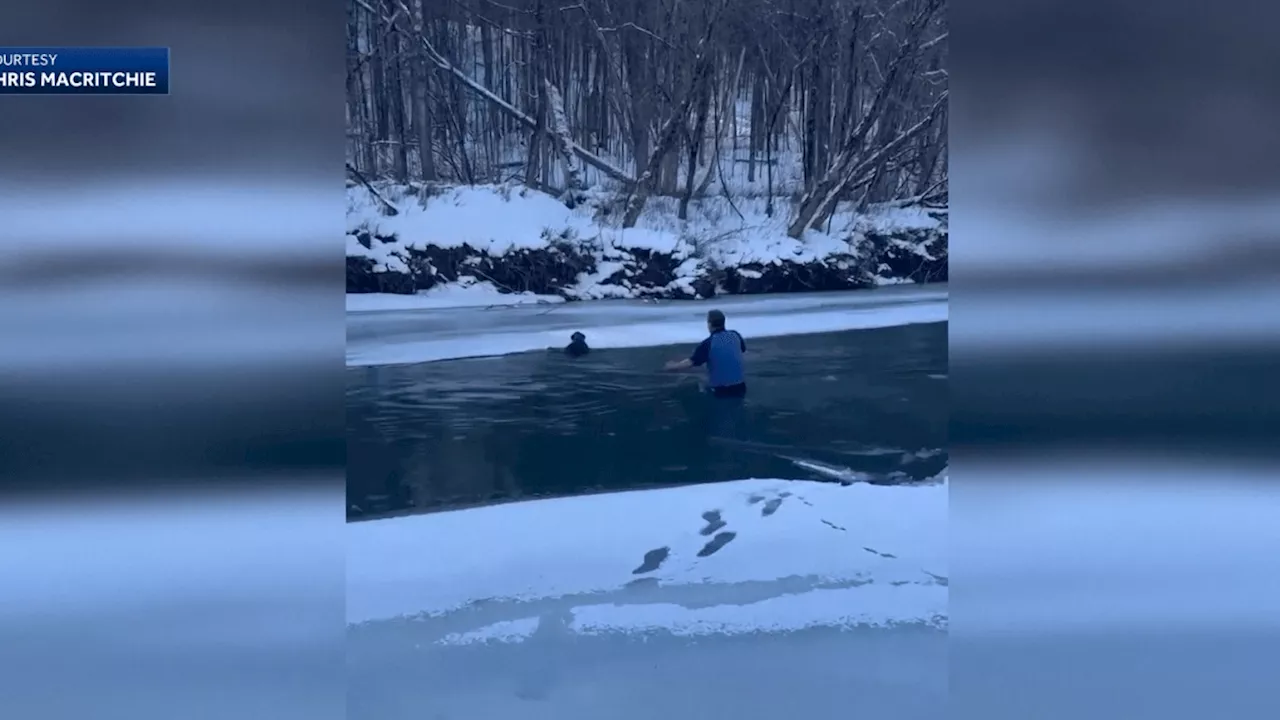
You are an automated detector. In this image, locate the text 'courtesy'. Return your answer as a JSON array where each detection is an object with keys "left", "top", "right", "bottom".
[{"left": 0, "top": 47, "right": 169, "bottom": 95}]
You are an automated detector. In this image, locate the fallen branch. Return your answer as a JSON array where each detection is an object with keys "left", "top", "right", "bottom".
[
  {"left": 346, "top": 162, "right": 399, "bottom": 215},
  {"left": 881, "top": 177, "right": 948, "bottom": 209}
]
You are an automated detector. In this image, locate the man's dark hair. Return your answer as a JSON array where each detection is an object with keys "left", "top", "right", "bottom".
[{"left": 707, "top": 309, "right": 726, "bottom": 330}]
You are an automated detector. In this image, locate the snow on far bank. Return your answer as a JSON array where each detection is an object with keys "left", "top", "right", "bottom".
[
  {"left": 346, "top": 279, "right": 563, "bottom": 312},
  {"left": 347, "top": 478, "right": 947, "bottom": 628},
  {"left": 348, "top": 184, "right": 692, "bottom": 264},
  {"left": 346, "top": 182, "right": 944, "bottom": 276},
  {"left": 345, "top": 292, "right": 947, "bottom": 366}
]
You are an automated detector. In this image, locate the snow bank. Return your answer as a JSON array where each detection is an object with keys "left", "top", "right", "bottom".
[
  {"left": 347, "top": 477, "right": 948, "bottom": 628},
  {"left": 346, "top": 278, "right": 562, "bottom": 312},
  {"left": 346, "top": 183, "right": 946, "bottom": 300},
  {"left": 349, "top": 184, "right": 591, "bottom": 256}
]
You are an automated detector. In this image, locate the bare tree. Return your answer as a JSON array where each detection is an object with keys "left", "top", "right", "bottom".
[
  {"left": 347, "top": 0, "right": 948, "bottom": 233},
  {"left": 787, "top": 0, "right": 947, "bottom": 238}
]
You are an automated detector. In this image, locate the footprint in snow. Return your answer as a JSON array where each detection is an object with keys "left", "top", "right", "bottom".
[
  {"left": 631, "top": 546, "right": 670, "bottom": 574},
  {"left": 697, "top": 531, "right": 736, "bottom": 557},
  {"left": 699, "top": 510, "right": 727, "bottom": 536}
]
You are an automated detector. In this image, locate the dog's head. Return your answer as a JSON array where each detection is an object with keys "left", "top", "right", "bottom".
[{"left": 570, "top": 331, "right": 586, "bottom": 342}]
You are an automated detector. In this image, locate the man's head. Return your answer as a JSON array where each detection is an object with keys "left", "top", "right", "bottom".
[{"left": 706, "top": 309, "right": 726, "bottom": 332}]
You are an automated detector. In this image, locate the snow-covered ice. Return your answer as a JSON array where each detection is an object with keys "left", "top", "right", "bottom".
[
  {"left": 438, "top": 617, "right": 543, "bottom": 646},
  {"left": 346, "top": 284, "right": 946, "bottom": 366},
  {"left": 347, "top": 477, "right": 947, "bottom": 629},
  {"left": 569, "top": 583, "right": 944, "bottom": 637}
]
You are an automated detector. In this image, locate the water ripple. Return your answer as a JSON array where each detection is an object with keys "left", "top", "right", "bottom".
[{"left": 347, "top": 324, "right": 947, "bottom": 517}]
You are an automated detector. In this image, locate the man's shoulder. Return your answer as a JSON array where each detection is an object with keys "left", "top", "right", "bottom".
[{"left": 710, "top": 331, "right": 742, "bottom": 348}]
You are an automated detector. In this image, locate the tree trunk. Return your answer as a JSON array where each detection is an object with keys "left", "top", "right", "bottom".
[
  {"left": 389, "top": 31, "right": 410, "bottom": 183},
  {"left": 747, "top": 71, "right": 764, "bottom": 182},
  {"left": 525, "top": 0, "right": 548, "bottom": 187},
  {"left": 763, "top": 68, "right": 797, "bottom": 217},
  {"left": 369, "top": 19, "right": 389, "bottom": 177},
  {"left": 544, "top": 79, "right": 586, "bottom": 206},
  {"left": 524, "top": 83, "right": 546, "bottom": 187},
  {"left": 622, "top": 35, "right": 652, "bottom": 178},
  {"left": 346, "top": 1, "right": 375, "bottom": 174},
  {"left": 480, "top": 22, "right": 498, "bottom": 170},
  {"left": 409, "top": 0, "right": 436, "bottom": 181},
  {"left": 679, "top": 74, "right": 712, "bottom": 220}
]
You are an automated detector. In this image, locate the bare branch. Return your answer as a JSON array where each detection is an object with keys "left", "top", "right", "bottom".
[
  {"left": 920, "top": 31, "right": 948, "bottom": 52},
  {"left": 346, "top": 162, "right": 400, "bottom": 215}
]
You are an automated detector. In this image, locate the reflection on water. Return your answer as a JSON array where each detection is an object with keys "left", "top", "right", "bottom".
[{"left": 347, "top": 323, "right": 947, "bottom": 519}]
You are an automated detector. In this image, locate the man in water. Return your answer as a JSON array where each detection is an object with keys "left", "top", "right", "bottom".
[{"left": 664, "top": 309, "right": 747, "bottom": 397}]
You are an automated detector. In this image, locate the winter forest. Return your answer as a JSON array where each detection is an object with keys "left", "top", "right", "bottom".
[{"left": 345, "top": 0, "right": 948, "bottom": 240}]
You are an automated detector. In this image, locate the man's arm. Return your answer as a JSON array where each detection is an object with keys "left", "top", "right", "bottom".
[{"left": 665, "top": 338, "right": 710, "bottom": 370}]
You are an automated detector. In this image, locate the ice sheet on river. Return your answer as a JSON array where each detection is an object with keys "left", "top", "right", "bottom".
[
  {"left": 346, "top": 285, "right": 947, "bottom": 366},
  {"left": 347, "top": 477, "right": 947, "bottom": 631}
]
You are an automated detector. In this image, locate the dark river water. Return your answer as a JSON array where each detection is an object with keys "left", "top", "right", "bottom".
[{"left": 347, "top": 322, "right": 947, "bottom": 520}]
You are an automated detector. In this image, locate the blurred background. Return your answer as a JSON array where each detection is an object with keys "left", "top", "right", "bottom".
[
  {"left": 951, "top": 0, "right": 1280, "bottom": 718},
  {"left": 1, "top": 0, "right": 1277, "bottom": 718},
  {"left": 0, "top": 1, "right": 346, "bottom": 718}
]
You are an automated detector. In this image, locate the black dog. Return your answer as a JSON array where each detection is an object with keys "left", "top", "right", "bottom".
[{"left": 565, "top": 331, "right": 590, "bottom": 357}]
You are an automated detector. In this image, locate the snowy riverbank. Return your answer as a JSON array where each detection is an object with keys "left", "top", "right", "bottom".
[{"left": 346, "top": 183, "right": 947, "bottom": 300}]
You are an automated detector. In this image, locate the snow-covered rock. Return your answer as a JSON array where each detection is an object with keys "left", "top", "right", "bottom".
[{"left": 346, "top": 182, "right": 947, "bottom": 299}]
